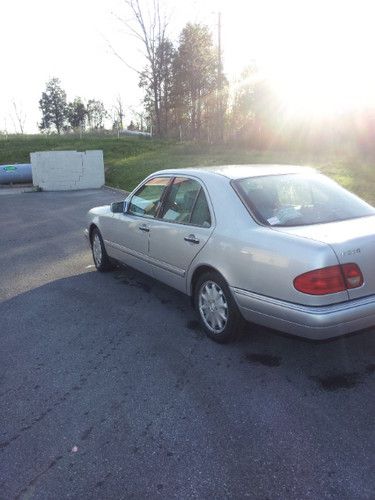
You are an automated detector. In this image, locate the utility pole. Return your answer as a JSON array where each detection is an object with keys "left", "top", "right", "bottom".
[
  {"left": 218, "top": 12, "right": 222, "bottom": 95},
  {"left": 217, "top": 12, "right": 224, "bottom": 142}
]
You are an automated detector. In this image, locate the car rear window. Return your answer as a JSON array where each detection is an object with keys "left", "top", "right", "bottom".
[{"left": 233, "top": 173, "right": 375, "bottom": 226}]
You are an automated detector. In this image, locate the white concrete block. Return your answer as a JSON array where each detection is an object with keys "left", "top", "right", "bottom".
[{"left": 30, "top": 150, "right": 105, "bottom": 191}]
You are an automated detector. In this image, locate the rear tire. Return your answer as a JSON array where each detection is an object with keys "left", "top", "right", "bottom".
[
  {"left": 194, "top": 271, "right": 243, "bottom": 343},
  {"left": 91, "top": 228, "right": 112, "bottom": 272}
]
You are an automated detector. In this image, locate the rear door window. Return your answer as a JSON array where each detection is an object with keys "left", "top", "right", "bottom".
[
  {"left": 160, "top": 177, "right": 211, "bottom": 226},
  {"left": 191, "top": 188, "right": 211, "bottom": 227}
]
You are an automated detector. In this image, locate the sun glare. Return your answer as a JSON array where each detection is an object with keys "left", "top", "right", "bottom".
[
  {"left": 272, "top": 62, "right": 375, "bottom": 119},
  {"left": 271, "top": 43, "right": 375, "bottom": 118},
  {"left": 224, "top": 0, "right": 375, "bottom": 118}
]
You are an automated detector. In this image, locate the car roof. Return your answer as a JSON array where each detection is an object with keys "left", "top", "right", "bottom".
[{"left": 154, "top": 164, "right": 316, "bottom": 180}]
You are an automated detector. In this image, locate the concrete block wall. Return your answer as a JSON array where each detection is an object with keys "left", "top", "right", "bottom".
[{"left": 30, "top": 150, "right": 105, "bottom": 191}]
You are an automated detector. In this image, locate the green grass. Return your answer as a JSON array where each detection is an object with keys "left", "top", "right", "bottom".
[
  {"left": 1, "top": 134, "right": 374, "bottom": 204},
  {"left": 106, "top": 142, "right": 375, "bottom": 205},
  {"left": 0, "top": 134, "right": 163, "bottom": 166}
]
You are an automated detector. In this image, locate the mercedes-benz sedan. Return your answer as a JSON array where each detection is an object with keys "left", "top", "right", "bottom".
[{"left": 85, "top": 165, "right": 375, "bottom": 342}]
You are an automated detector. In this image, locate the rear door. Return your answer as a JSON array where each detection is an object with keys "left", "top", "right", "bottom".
[{"left": 148, "top": 176, "right": 214, "bottom": 292}]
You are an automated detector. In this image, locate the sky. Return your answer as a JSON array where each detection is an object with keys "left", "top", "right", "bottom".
[{"left": 1, "top": 0, "right": 375, "bottom": 133}]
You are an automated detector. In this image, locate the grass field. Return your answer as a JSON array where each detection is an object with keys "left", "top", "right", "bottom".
[{"left": 1, "top": 134, "right": 374, "bottom": 204}]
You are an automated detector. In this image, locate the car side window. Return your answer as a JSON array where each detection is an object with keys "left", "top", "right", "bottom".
[
  {"left": 191, "top": 188, "right": 211, "bottom": 227},
  {"left": 160, "top": 177, "right": 211, "bottom": 227},
  {"left": 128, "top": 177, "right": 170, "bottom": 218}
]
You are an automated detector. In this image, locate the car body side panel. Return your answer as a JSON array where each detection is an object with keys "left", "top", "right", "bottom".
[
  {"left": 187, "top": 226, "right": 348, "bottom": 306},
  {"left": 103, "top": 213, "right": 151, "bottom": 275},
  {"left": 87, "top": 206, "right": 114, "bottom": 248},
  {"left": 87, "top": 207, "right": 151, "bottom": 274}
]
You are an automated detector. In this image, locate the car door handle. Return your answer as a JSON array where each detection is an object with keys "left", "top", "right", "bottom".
[
  {"left": 184, "top": 234, "right": 200, "bottom": 244},
  {"left": 139, "top": 224, "right": 150, "bottom": 232}
]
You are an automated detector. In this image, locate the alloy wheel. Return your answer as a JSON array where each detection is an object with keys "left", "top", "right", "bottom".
[
  {"left": 92, "top": 234, "right": 102, "bottom": 267},
  {"left": 198, "top": 280, "right": 229, "bottom": 334}
]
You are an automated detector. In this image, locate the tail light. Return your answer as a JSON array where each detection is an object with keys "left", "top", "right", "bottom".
[{"left": 294, "top": 263, "right": 363, "bottom": 295}]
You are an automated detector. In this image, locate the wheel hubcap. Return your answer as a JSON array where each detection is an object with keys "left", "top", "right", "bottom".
[
  {"left": 199, "top": 280, "right": 228, "bottom": 334},
  {"left": 92, "top": 234, "right": 102, "bottom": 266}
]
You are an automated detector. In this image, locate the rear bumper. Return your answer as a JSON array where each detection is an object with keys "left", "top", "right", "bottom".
[{"left": 231, "top": 287, "right": 375, "bottom": 340}]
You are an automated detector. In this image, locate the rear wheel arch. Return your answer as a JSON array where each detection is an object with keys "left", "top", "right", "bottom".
[
  {"left": 193, "top": 268, "right": 244, "bottom": 343},
  {"left": 190, "top": 265, "right": 227, "bottom": 302}
]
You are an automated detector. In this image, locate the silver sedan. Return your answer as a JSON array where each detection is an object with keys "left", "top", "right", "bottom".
[{"left": 85, "top": 165, "right": 375, "bottom": 342}]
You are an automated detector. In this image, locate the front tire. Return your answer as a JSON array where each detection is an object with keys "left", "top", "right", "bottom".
[
  {"left": 194, "top": 271, "right": 243, "bottom": 343},
  {"left": 91, "top": 228, "right": 112, "bottom": 272}
]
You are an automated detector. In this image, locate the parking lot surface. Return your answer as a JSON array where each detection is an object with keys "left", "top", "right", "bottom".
[{"left": 1, "top": 188, "right": 374, "bottom": 499}]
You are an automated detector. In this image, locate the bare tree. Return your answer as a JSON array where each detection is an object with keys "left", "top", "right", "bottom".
[
  {"left": 112, "top": 95, "right": 125, "bottom": 131},
  {"left": 12, "top": 100, "right": 26, "bottom": 134},
  {"left": 132, "top": 108, "right": 147, "bottom": 131},
  {"left": 111, "top": 0, "right": 169, "bottom": 137},
  {"left": 127, "top": 105, "right": 149, "bottom": 131},
  {"left": 3, "top": 118, "right": 8, "bottom": 140}
]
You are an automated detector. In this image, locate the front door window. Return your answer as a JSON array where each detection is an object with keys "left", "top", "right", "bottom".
[{"left": 129, "top": 177, "right": 170, "bottom": 218}]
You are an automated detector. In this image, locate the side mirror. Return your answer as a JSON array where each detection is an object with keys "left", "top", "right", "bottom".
[{"left": 110, "top": 201, "right": 124, "bottom": 213}]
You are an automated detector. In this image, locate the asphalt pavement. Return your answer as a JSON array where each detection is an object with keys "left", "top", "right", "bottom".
[{"left": 0, "top": 188, "right": 374, "bottom": 499}]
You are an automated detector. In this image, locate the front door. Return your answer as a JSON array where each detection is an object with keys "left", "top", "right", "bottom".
[{"left": 105, "top": 176, "right": 171, "bottom": 275}]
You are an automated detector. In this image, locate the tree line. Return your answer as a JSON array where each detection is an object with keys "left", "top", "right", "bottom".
[
  {"left": 39, "top": 26, "right": 272, "bottom": 145},
  {"left": 117, "top": 0, "right": 277, "bottom": 144},
  {"left": 38, "top": 0, "right": 375, "bottom": 151},
  {"left": 38, "top": 0, "right": 276, "bottom": 144},
  {"left": 39, "top": 79, "right": 128, "bottom": 135}
]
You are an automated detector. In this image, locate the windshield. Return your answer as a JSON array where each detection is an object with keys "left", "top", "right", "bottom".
[{"left": 233, "top": 173, "right": 375, "bottom": 227}]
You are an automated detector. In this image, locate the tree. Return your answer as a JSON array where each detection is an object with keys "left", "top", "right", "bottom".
[
  {"left": 111, "top": 95, "right": 125, "bottom": 132},
  {"left": 67, "top": 98, "right": 87, "bottom": 131},
  {"left": 111, "top": 0, "right": 170, "bottom": 137},
  {"left": 229, "top": 65, "right": 257, "bottom": 142},
  {"left": 86, "top": 100, "right": 107, "bottom": 130},
  {"left": 129, "top": 107, "right": 149, "bottom": 131},
  {"left": 251, "top": 78, "right": 281, "bottom": 147},
  {"left": 39, "top": 78, "right": 67, "bottom": 134},
  {"left": 172, "top": 23, "right": 219, "bottom": 141},
  {"left": 229, "top": 65, "right": 280, "bottom": 147},
  {"left": 110, "top": 3, "right": 229, "bottom": 141},
  {"left": 139, "top": 37, "right": 175, "bottom": 136}
]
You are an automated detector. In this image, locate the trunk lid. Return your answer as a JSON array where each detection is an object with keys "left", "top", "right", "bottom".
[{"left": 274, "top": 215, "right": 375, "bottom": 299}]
